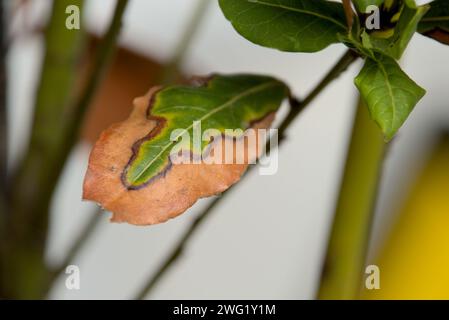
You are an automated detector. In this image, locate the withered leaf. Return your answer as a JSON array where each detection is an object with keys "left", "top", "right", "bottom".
[{"left": 83, "top": 74, "right": 289, "bottom": 225}]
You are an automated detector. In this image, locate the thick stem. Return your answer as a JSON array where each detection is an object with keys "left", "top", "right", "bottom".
[
  {"left": 4, "top": 0, "right": 129, "bottom": 299},
  {"left": 46, "top": 0, "right": 208, "bottom": 295},
  {"left": 3, "top": 0, "right": 85, "bottom": 299},
  {"left": 134, "top": 49, "right": 359, "bottom": 299},
  {"left": 317, "top": 98, "right": 386, "bottom": 300}
]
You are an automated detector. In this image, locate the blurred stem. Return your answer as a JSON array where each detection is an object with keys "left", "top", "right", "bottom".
[
  {"left": 317, "top": 98, "right": 386, "bottom": 300},
  {"left": 45, "top": 210, "right": 102, "bottom": 293},
  {"left": 3, "top": 0, "right": 85, "bottom": 299},
  {"left": 4, "top": 0, "right": 129, "bottom": 299},
  {"left": 0, "top": 0, "right": 7, "bottom": 216},
  {"left": 135, "top": 49, "right": 359, "bottom": 299},
  {"left": 159, "top": 0, "right": 210, "bottom": 84},
  {"left": 46, "top": 0, "right": 208, "bottom": 294},
  {"left": 342, "top": 0, "right": 354, "bottom": 29},
  {"left": 0, "top": 0, "right": 8, "bottom": 293}
]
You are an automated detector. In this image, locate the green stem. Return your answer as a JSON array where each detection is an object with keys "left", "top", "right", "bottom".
[
  {"left": 46, "top": 0, "right": 208, "bottom": 295},
  {"left": 3, "top": 0, "right": 86, "bottom": 299},
  {"left": 317, "top": 98, "right": 386, "bottom": 300},
  {"left": 134, "top": 49, "right": 359, "bottom": 299},
  {"left": 4, "top": 0, "right": 129, "bottom": 299}
]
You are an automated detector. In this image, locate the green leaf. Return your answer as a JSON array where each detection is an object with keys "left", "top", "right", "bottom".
[
  {"left": 353, "top": 0, "right": 385, "bottom": 13},
  {"left": 124, "top": 74, "right": 289, "bottom": 188},
  {"left": 362, "top": 0, "right": 429, "bottom": 59},
  {"left": 418, "top": 0, "right": 449, "bottom": 45},
  {"left": 219, "top": 0, "right": 347, "bottom": 52},
  {"left": 354, "top": 54, "right": 426, "bottom": 140}
]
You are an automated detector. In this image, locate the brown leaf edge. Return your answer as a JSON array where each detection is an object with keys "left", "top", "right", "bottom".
[
  {"left": 83, "top": 80, "right": 276, "bottom": 226},
  {"left": 422, "top": 28, "right": 449, "bottom": 45}
]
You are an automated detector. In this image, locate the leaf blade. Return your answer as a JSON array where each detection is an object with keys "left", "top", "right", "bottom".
[
  {"left": 219, "top": 0, "right": 347, "bottom": 52},
  {"left": 355, "top": 54, "right": 425, "bottom": 140},
  {"left": 83, "top": 74, "right": 289, "bottom": 225},
  {"left": 125, "top": 75, "right": 288, "bottom": 188}
]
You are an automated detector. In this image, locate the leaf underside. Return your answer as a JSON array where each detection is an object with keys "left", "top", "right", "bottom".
[
  {"left": 355, "top": 54, "right": 425, "bottom": 141},
  {"left": 219, "top": 0, "right": 347, "bottom": 52},
  {"left": 83, "top": 74, "right": 288, "bottom": 225}
]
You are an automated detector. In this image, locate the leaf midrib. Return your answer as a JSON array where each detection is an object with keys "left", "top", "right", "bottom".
[
  {"left": 128, "top": 81, "right": 280, "bottom": 184},
  {"left": 248, "top": 0, "right": 347, "bottom": 30},
  {"left": 373, "top": 57, "right": 397, "bottom": 135}
]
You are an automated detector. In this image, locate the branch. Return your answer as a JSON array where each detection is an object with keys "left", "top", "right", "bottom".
[
  {"left": 45, "top": 210, "right": 102, "bottom": 292},
  {"left": 160, "top": 0, "right": 211, "bottom": 84},
  {"left": 342, "top": 0, "right": 354, "bottom": 29},
  {"left": 134, "top": 49, "right": 359, "bottom": 299},
  {"left": 63, "top": 0, "right": 130, "bottom": 151}
]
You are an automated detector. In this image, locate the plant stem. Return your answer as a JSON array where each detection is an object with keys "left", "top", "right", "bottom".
[
  {"left": 0, "top": 1, "right": 8, "bottom": 298},
  {"left": 45, "top": 210, "right": 102, "bottom": 293},
  {"left": 134, "top": 49, "right": 359, "bottom": 299},
  {"left": 63, "top": 0, "right": 129, "bottom": 153},
  {"left": 159, "top": 0, "right": 211, "bottom": 84},
  {"left": 4, "top": 0, "right": 129, "bottom": 299},
  {"left": 3, "top": 0, "right": 86, "bottom": 299},
  {"left": 342, "top": 0, "right": 354, "bottom": 29},
  {"left": 46, "top": 0, "right": 208, "bottom": 295},
  {"left": 0, "top": 0, "right": 7, "bottom": 212},
  {"left": 0, "top": 0, "right": 6, "bottom": 198},
  {"left": 317, "top": 98, "right": 386, "bottom": 300}
]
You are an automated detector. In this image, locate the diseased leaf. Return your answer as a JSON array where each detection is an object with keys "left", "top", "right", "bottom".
[
  {"left": 362, "top": 0, "right": 429, "bottom": 59},
  {"left": 418, "top": 0, "right": 449, "bottom": 45},
  {"left": 83, "top": 74, "right": 289, "bottom": 225},
  {"left": 219, "top": 0, "right": 347, "bottom": 52},
  {"left": 354, "top": 54, "right": 425, "bottom": 140}
]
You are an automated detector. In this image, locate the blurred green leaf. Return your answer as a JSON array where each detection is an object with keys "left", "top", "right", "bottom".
[{"left": 418, "top": 0, "right": 449, "bottom": 45}]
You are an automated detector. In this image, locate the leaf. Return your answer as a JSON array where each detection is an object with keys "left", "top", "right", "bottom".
[
  {"left": 354, "top": 54, "right": 425, "bottom": 140},
  {"left": 219, "top": 0, "right": 347, "bottom": 52},
  {"left": 362, "top": 0, "right": 429, "bottom": 59},
  {"left": 83, "top": 74, "right": 289, "bottom": 225},
  {"left": 418, "top": 0, "right": 449, "bottom": 45}
]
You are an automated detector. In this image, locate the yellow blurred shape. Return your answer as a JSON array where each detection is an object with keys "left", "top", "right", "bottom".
[{"left": 363, "top": 136, "right": 449, "bottom": 299}]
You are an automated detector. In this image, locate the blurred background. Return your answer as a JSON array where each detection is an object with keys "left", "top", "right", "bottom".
[{"left": 5, "top": 0, "right": 449, "bottom": 299}]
